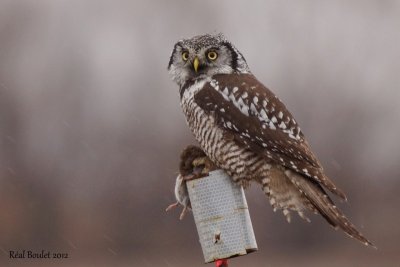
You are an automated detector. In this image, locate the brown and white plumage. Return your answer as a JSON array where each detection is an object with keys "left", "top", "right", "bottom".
[{"left": 168, "top": 33, "right": 374, "bottom": 247}]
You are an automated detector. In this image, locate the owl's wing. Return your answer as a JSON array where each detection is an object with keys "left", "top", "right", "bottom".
[{"left": 194, "top": 73, "right": 346, "bottom": 200}]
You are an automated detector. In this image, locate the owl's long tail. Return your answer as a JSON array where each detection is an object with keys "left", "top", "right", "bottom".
[{"left": 285, "top": 169, "right": 375, "bottom": 248}]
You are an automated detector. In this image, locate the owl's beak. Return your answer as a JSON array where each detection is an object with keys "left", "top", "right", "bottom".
[{"left": 193, "top": 57, "right": 199, "bottom": 73}]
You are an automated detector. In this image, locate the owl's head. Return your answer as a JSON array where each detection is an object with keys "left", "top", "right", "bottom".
[{"left": 168, "top": 33, "right": 250, "bottom": 87}]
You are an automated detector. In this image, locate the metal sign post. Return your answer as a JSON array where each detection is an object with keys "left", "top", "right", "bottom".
[{"left": 186, "top": 169, "right": 258, "bottom": 263}]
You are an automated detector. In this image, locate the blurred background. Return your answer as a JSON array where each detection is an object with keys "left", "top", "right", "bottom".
[{"left": 0, "top": 0, "right": 399, "bottom": 266}]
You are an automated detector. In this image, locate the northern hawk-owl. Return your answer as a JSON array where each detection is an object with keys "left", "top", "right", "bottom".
[{"left": 168, "top": 33, "right": 373, "bottom": 246}]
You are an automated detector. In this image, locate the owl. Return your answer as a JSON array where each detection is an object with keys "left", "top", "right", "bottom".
[{"left": 168, "top": 33, "right": 373, "bottom": 247}]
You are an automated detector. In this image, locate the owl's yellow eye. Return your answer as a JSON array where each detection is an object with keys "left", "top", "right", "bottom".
[
  {"left": 182, "top": 52, "right": 189, "bottom": 61},
  {"left": 207, "top": 51, "right": 218, "bottom": 61}
]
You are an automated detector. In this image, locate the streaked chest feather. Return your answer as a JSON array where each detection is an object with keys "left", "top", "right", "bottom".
[
  {"left": 180, "top": 79, "right": 221, "bottom": 159},
  {"left": 180, "top": 79, "right": 270, "bottom": 178}
]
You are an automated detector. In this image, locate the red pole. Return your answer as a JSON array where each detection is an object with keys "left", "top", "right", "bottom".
[{"left": 215, "top": 259, "right": 228, "bottom": 267}]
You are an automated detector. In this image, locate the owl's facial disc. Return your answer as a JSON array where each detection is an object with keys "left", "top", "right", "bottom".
[
  {"left": 168, "top": 33, "right": 250, "bottom": 87},
  {"left": 169, "top": 45, "right": 231, "bottom": 84}
]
